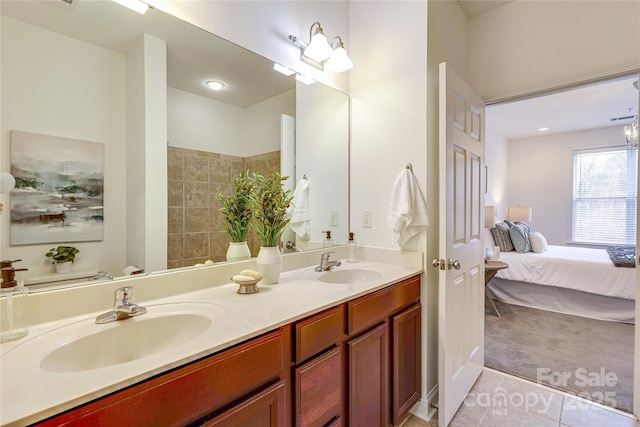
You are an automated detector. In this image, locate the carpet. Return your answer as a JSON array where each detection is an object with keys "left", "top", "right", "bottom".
[{"left": 484, "top": 301, "right": 634, "bottom": 413}]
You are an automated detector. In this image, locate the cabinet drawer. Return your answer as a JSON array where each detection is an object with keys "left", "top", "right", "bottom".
[
  {"left": 295, "top": 306, "right": 342, "bottom": 363},
  {"left": 201, "top": 380, "right": 286, "bottom": 427},
  {"left": 295, "top": 347, "right": 342, "bottom": 427},
  {"left": 347, "top": 275, "right": 420, "bottom": 335},
  {"left": 38, "top": 329, "right": 286, "bottom": 427}
]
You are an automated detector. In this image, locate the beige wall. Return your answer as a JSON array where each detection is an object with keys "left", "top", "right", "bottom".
[
  {"left": 506, "top": 126, "right": 627, "bottom": 245},
  {"left": 468, "top": 0, "right": 640, "bottom": 102}
]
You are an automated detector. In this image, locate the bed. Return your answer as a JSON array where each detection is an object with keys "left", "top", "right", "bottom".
[{"left": 487, "top": 245, "right": 636, "bottom": 323}]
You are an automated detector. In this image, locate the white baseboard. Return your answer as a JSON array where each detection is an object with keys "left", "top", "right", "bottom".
[{"left": 410, "top": 384, "right": 438, "bottom": 422}]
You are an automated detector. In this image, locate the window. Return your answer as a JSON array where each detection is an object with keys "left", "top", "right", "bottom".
[{"left": 572, "top": 147, "right": 637, "bottom": 245}]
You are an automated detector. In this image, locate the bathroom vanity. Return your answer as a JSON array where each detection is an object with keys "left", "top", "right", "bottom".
[{"left": 0, "top": 249, "right": 423, "bottom": 427}]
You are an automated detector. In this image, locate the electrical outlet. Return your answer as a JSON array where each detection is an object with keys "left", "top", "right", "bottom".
[
  {"left": 329, "top": 210, "right": 338, "bottom": 227},
  {"left": 362, "top": 210, "right": 372, "bottom": 228}
]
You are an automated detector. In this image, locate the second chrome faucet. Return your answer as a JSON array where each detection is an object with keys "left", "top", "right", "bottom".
[
  {"left": 96, "top": 286, "right": 147, "bottom": 324},
  {"left": 315, "top": 251, "right": 342, "bottom": 272}
]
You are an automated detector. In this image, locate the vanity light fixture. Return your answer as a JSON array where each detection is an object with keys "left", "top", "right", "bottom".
[
  {"left": 205, "top": 80, "right": 226, "bottom": 91},
  {"left": 273, "top": 63, "right": 296, "bottom": 77},
  {"left": 301, "top": 22, "right": 333, "bottom": 63},
  {"left": 111, "top": 0, "right": 149, "bottom": 15},
  {"left": 325, "top": 36, "right": 353, "bottom": 73},
  {"left": 538, "top": 127, "right": 550, "bottom": 132},
  {"left": 295, "top": 74, "right": 316, "bottom": 85},
  {"left": 289, "top": 22, "right": 353, "bottom": 73}
]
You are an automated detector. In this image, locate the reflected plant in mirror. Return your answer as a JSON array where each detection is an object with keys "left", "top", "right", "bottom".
[
  {"left": 216, "top": 170, "right": 252, "bottom": 262},
  {"left": 247, "top": 172, "right": 293, "bottom": 248},
  {"left": 247, "top": 172, "right": 293, "bottom": 285}
]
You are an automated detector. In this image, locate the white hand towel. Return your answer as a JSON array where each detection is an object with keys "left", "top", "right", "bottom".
[
  {"left": 289, "top": 178, "right": 310, "bottom": 240},
  {"left": 387, "top": 169, "right": 429, "bottom": 246}
]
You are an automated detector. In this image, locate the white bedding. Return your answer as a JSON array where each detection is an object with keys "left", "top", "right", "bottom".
[{"left": 495, "top": 245, "right": 636, "bottom": 300}]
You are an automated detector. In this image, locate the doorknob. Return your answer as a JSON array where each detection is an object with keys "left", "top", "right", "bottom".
[
  {"left": 432, "top": 258, "right": 445, "bottom": 270},
  {"left": 447, "top": 258, "right": 461, "bottom": 270}
]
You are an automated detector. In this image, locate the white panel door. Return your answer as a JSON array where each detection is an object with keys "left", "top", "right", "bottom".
[{"left": 438, "top": 62, "right": 486, "bottom": 426}]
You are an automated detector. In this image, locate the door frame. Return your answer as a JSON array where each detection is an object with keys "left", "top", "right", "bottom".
[{"left": 481, "top": 72, "right": 640, "bottom": 420}]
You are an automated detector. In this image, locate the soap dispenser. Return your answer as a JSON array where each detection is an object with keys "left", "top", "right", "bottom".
[
  {"left": 347, "top": 232, "right": 357, "bottom": 263},
  {"left": 1, "top": 265, "right": 29, "bottom": 342},
  {"left": 322, "top": 231, "right": 334, "bottom": 247}
]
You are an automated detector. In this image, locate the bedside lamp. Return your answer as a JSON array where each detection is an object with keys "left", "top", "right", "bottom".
[
  {"left": 484, "top": 206, "right": 496, "bottom": 228},
  {"left": 507, "top": 205, "right": 532, "bottom": 222}
]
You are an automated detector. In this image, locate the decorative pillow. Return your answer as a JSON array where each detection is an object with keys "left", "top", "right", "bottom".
[
  {"left": 490, "top": 222, "right": 514, "bottom": 252},
  {"left": 529, "top": 231, "right": 548, "bottom": 253},
  {"left": 509, "top": 222, "right": 532, "bottom": 253}
]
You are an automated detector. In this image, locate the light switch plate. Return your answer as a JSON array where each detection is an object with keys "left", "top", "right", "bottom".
[
  {"left": 362, "top": 210, "right": 372, "bottom": 228},
  {"left": 329, "top": 210, "right": 338, "bottom": 227}
]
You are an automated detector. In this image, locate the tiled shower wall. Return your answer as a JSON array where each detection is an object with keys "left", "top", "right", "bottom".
[{"left": 167, "top": 147, "right": 280, "bottom": 268}]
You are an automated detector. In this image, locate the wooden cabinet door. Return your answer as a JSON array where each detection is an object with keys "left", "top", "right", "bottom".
[
  {"left": 295, "top": 347, "right": 341, "bottom": 427},
  {"left": 347, "top": 323, "right": 389, "bottom": 427},
  {"left": 392, "top": 303, "right": 421, "bottom": 426},
  {"left": 201, "top": 380, "right": 286, "bottom": 427}
]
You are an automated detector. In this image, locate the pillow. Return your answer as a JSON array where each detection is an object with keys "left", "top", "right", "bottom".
[
  {"left": 529, "top": 231, "right": 548, "bottom": 253},
  {"left": 509, "top": 222, "right": 532, "bottom": 253},
  {"left": 490, "top": 222, "right": 514, "bottom": 252}
]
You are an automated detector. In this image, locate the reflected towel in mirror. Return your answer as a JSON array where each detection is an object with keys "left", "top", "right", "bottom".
[
  {"left": 289, "top": 178, "right": 310, "bottom": 240},
  {"left": 387, "top": 168, "right": 428, "bottom": 246}
]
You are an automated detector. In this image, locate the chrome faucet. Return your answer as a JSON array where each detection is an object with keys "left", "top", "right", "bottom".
[
  {"left": 95, "top": 286, "right": 147, "bottom": 324},
  {"left": 315, "top": 251, "right": 342, "bottom": 272},
  {"left": 285, "top": 241, "right": 303, "bottom": 253}
]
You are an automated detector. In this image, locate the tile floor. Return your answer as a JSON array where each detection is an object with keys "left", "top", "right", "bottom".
[{"left": 404, "top": 368, "right": 639, "bottom": 427}]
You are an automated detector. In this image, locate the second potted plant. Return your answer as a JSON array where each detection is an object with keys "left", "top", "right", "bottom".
[
  {"left": 246, "top": 172, "right": 293, "bottom": 284},
  {"left": 45, "top": 245, "right": 80, "bottom": 274}
]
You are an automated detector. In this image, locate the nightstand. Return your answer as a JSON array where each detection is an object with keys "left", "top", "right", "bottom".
[{"left": 484, "top": 261, "right": 508, "bottom": 317}]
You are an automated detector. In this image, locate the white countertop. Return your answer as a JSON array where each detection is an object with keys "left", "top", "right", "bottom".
[{"left": 1, "top": 253, "right": 422, "bottom": 427}]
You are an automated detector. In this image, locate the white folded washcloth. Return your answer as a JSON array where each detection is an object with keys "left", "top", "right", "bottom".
[
  {"left": 387, "top": 168, "right": 429, "bottom": 246},
  {"left": 289, "top": 178, "right": 310, "bottom": 240}
]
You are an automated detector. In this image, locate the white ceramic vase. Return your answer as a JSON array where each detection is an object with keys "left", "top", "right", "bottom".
[
  {"left": 226, "top": 241, "right": 251, "bottom": 262},
  {"left": 55, "top": 262, "right": 72, "bottom": 274},
  {"left": 256, "top": 246, "right": 283, "bottom": 285}
]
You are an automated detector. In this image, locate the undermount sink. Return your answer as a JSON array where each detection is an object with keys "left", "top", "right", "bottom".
[
  {"left": 317, "top": 268, "right": 382, "bottom": 284},
  {"left": 37, "top": 302, "right": 226, "bottom": 373}
]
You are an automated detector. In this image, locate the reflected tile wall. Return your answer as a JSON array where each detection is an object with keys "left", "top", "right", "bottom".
[{"left": 167, "top": 147, "right": 280, "bottom": 268}]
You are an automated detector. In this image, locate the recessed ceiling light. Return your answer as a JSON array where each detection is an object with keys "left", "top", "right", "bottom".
[
  {"left": 273, "top": 63, "right": 295, "bottom": 76},
  {"left": 205, "top": 80, "right": 225, "bottom": 91},
  {"left": 538, "top": 127, "right": 550, "bottom": 132}
]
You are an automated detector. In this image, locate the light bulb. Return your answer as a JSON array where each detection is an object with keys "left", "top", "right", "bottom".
[
  {"left": 326, "top": 46, "right": 353, "bottom": 73},
  {"left": 304, "top": 31, "right": 332, "bottom": 62}
]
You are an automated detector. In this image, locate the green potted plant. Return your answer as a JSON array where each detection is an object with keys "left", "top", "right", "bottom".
[
  {"left": 246, "top": 172, "right": 293, "bottom": 284},
  {"left": 216, "top": 170, "right": 253, "bottom": 262},
  {"left": 45, "top": 246, "right": 80, "bottom": 274}
]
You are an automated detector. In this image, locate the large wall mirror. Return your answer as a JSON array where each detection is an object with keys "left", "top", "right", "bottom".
[{"left": 0, "top": 0, "right": 349, "bottom": 288}]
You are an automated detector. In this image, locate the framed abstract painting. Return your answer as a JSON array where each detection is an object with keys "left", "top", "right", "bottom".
[{"left": 10, "top": 131, "right": 104, "bottom": 245}]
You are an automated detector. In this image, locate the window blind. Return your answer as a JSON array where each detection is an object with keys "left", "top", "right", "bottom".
[{"left": 572, "top": 146, "right": 637, "bottom": 245}]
